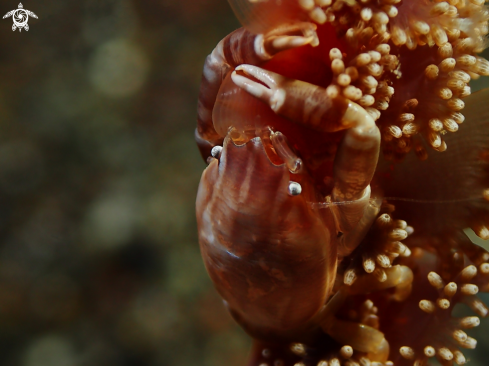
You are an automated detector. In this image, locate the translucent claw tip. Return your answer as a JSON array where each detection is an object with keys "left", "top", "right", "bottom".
[{"left": 231, "top": 71, "right": 269, "bottom": 99}]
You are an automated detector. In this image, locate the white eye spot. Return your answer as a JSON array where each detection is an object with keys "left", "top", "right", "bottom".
[
  {"left": 211, "top": 145, "right": 222, "bottom": 158},
  {"left": 288, "top": 181, "right": 302, "bottom": 196}
]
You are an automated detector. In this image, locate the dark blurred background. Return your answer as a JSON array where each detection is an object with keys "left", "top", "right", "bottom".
[
  {"left": 0, "top": 1, "right": 250, "bottom": 365},
  {"left": 0, "top": 1, "right": 487, "bottom": 365}
]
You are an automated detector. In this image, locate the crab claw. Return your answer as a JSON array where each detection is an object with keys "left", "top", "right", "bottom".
[
  {"left": 260, "top": 22, "right": 319, "bottom": 55},
  {"left": 232, "top": 64, "right": 349, "bottom": 131},
  {"left": 231, "top": 65, "right": 284, "bottom": 111}
]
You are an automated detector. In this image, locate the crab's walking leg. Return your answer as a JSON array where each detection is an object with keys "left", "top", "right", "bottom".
[
  {"left": 317, "top": 287, "right": 390, "bottom": 362},
  {"left": 337, "top": 198, "right": 381, "bottom": 258},
  {"left": 324, "top": 264, "right": 413, "bottom": 360},
  {"left": 330, "top": 103, "right": 381, "bottom": 246},
  {"left": 325, "top": 319, "right": 390, "bottom": 361},
  {"left": 316, "top": 266, "right": 413, "bottom": 362},
  {"left": 232, "top": 65, "right": 381, "bottom": 244},
  {"left": 196, "top": 23, "right": 318, "bottom": 160}
]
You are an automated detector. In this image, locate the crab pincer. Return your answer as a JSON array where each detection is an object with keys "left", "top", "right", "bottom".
[{"left": 196, "top": 22, "right": 319, "bottom": 160}]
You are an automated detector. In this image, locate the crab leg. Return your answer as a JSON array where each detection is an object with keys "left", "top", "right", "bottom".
[
  {"left": 317, "top": 266, "right": 413, "bottom": 361},
  {"left": 232, "top": 65, "right": 381, "bottom": 235},
  {"left": 337, "top": 197, "right": 381, "bottom": 258},
  {"left": 330, "top": 107, "right": 381, "bottom": 234},
  {"left": 196, "top": 23, "right": 318, "bottom": 160},
  {"left": 324, "top": 319, "right": 390, "bottom": 362},
  {"left": 318, "top": 287, "right": 389, "bottom": 362}
]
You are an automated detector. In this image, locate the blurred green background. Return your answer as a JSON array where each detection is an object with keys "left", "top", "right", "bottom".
[
  {"left": 0, "top": 1, "right": 250, "bottom": 365},
  {"left": 0, "top": 1, "right": 488, "bottom": 365}
]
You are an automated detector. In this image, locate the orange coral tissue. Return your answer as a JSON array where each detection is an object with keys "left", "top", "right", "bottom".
[{"left": 195, "top": 0, "right": 489, "bottom": 365}]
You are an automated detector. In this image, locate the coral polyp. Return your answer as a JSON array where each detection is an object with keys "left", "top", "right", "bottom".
[{"left": 195, "top": 0, "right": 489, "bottom": 364}]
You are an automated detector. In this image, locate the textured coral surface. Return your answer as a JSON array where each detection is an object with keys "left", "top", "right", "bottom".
[{"left": 196, "top": 0, "right": 489, "bottom": 365}]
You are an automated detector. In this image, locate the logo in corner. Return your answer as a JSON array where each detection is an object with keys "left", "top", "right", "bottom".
[{"left": 3, "top": 3, "right": 38, "bottom": 32}]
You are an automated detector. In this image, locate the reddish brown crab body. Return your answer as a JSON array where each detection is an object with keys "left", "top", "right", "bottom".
[
  {"left": 197, "top": 8, "right": 385, "bottom": 345},
  {"left": 197, "top": 136, "right": 338, "bottom": 340}
]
